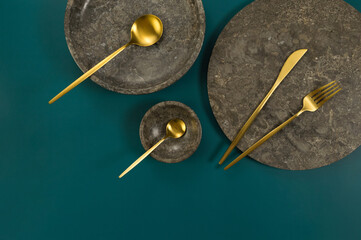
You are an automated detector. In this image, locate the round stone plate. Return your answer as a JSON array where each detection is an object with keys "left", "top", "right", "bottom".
[
  {"left": 139, "top": 101, "right": 202, "bottom": 163},
  {"left": 208, "top": 0, "right": 361, "bottom": 170},
  {"left": 64, "top": 0, "right": 205, "bottom": 94}
]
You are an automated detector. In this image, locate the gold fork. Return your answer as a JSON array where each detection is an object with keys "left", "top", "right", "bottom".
[{"left": 224, "top": 81, "right": 342, "bottom": 170}]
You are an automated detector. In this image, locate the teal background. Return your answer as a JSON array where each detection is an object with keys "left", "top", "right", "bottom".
[{"left": 1, "top": 0, "right": 361, "bottom": 239}]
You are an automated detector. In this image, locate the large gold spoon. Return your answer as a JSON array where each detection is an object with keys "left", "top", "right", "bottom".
[
  {"left": 49, "top": 14, "right": 163, "bottom": 104},
  {"left": 119, "top": 119, "right": 186, "bottom": 179}
]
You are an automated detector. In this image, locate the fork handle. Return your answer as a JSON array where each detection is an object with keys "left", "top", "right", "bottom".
[{"left": 224, "top": 110, "right": 303, "bottom": 170}]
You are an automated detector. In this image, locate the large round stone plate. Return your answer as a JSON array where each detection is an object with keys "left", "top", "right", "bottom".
[
  {"left": 64, "top": 0, "right": 205, "bottom": 94},
  {"left": 208, "top": 0, "right": 361, "bottom": 170}
]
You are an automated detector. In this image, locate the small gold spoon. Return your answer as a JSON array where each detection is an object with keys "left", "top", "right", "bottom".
[
  {"left": 49, "top": 14, "right": 163, "bottom": 104},
  {"left": 119, "top": 119, "right": 186, "bottom": 179}
]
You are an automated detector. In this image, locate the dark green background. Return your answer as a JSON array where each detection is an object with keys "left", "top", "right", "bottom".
[{"left": 1, "top": 0, "right": 361, "bottom": 239}]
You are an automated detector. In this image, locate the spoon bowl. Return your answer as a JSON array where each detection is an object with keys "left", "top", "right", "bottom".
[
  {"left": 130, "top": 14, "right": 163, "bottom": 46},
  {"left": 165, "top": 119, "right": 187, "bottom": 139}
]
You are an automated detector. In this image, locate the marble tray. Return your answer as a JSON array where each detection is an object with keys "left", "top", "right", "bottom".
[
  {"left": 139, "top": 101, "right": 202, "bottom": 163},
  {"left": 208, "top": 0, "right": 361, "bottom": 170},
  {"left": 64, "top": 0, "right": 205, "bottom": 94}
]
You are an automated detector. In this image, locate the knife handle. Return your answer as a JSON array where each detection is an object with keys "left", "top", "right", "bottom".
[{"left": 218, "top": 84, "right": 278, "bottom": 165}]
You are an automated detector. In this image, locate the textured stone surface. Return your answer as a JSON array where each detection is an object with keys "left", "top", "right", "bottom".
[
  {"left": 208, "top": 0, "right": 361, "bottom": 170},
  {"left": 64, "top": 0, "right": 205, "bottom": 94},
  {"left": 139, "top": 101, "right": 202, "bottom": 163}
]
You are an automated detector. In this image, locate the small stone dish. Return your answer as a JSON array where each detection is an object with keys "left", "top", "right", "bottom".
[{"left": 139, "top": 101, "right": 202, "bottom": 163}]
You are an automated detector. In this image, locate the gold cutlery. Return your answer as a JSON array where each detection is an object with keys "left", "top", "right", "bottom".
[
  {"left": 218, "top": 49, "right": 308, "bottom": 165},
  {"left": 49, "top": 14, "right": 163, "bottom": 104},
  {"left": 224, "top": 81, "right": 341, "bottom": 170},
  {"left": 119, "top": 119, "right": 186, "bottom": 179}
]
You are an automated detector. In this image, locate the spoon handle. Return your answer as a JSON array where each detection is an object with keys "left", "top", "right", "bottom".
[
  {"left": 49, "top": 42, "right": 131, "bottom": 104},
  {"left": 119, "top": 137, "right": 167, "bottom": 179}
]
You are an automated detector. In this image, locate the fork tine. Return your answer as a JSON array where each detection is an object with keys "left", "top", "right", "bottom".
[
  {"left": 312, "top": 82, "right": 338, "bottom": 101},
  {"left": 314, "top": 84, "right": 340, "bottom": 103},
  {"left": 309, "top": 81, "right": 336, "bottom": 97},
  {"left": 316, "top": 84, "right": 341, "bottom": 103},
  {"left": 316, "top": 87, "right": 342, "bottom": 107}
]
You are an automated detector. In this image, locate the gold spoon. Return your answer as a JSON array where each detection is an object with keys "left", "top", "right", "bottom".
[
  {"left": 119, "top": 119, "right": 187, "bottom": 179},
  {"left": 49, "top": 14, "right": 163, "bottom": 104}
]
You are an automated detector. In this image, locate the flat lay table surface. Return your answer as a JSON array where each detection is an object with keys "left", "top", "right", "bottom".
[{"left": 1, "top": 0, "right": 361, "bottom": 239}]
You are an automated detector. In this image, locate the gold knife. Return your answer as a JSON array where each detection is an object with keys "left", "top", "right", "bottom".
[{"left": 218, "top": 49, "right": 308, "bottom": 165}]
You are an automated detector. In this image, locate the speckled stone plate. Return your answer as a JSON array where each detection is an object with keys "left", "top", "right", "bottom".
[
  {"left": 139, "top": 101, "right": 202, "bottom": 163},
  {"left": 64, "top": 0, "right": 205, "bottom": 94},
  {"left": 208, "top": 0, "right": 361, "bottom": 170}
]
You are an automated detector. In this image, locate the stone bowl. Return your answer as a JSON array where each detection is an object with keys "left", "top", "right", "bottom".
[
  {"left": 64, "top": 0, "right": 205, "bottom": 94},
  {"left": 139, "top": 101, "right": 202, "bottom": 163}
]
